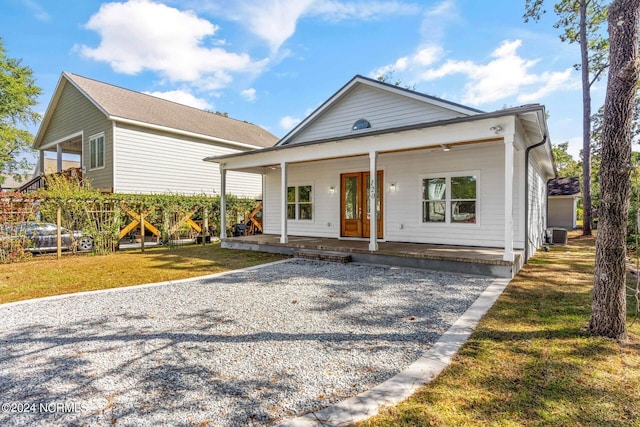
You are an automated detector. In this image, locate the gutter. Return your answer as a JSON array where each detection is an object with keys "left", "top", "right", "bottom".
[
  {"left": 111, "top": 117, "right": 267, "bottom": 151},
  {"left": 524, "top": 135, "right": 551, "bottom": 261}
]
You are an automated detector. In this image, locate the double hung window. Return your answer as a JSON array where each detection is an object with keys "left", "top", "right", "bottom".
[
  {"left": 287, "top": 185, "right": 313, "bottom": 220},
  {"left": 422, "top": 174, "right": 477, "bottom": 224},
  {"left": 89, "top": 133, "right": 105, "bottom": 169}
]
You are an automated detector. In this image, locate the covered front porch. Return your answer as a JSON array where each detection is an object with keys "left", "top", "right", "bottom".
[
  {"left": 37, "top": 131, "right": 83, "bottom": 175},
  {"left": 20, "top": 132, "right": 84, "bottom": 193},
  {"left": 205, "top": 102, "right": 554, "bottom": 277},
  {"left": 222, "top": 234, "right": 524, "bottom": 278}
]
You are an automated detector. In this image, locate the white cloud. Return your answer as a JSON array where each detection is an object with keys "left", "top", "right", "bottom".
[
  {"left": 144, "top": 90, "right": 213, "bottom": 110},
  {"left": 309, "top": 0, "right": 420, "bottom": 22},
  {"left": 413, "top": 46, "right": 442, "bottom": 67},
  {"left": 517, "top": 68, "right": 577, "bottom": 102},
  {"left": 239, "top": 0, "right": 316, "bottom": 52},
  {"left": 24, "top": 0, "right": 50, "bottom": 21},
  {"left": 78, "top": 0, "right": 266, "bottom": 87},
  {"left": 419, "top": 0, "right": 458, "bottom": 41},
  {"left": 419, "top": 40, "right": 574, "bottom": 105},
  {"left": 370, "top": 45, "right": 443, "bottom": 79},
  {"left": 241, "top": 88, "right": 257, "bottom": 102},
  {"left": 280, "top": 115, "right": 302, "bottom": 130},
  {"left": 195, "top": 0, "right": 419, "bottom": 52},
  {"left": 368, "top": 0, "right": 452, "bottom": 81}
]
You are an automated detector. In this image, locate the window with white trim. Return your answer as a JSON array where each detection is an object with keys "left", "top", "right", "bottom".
[
  {"left": 89, "top": 133, "right": 105, "bottom": 169},
  {"left": 287, "top": 185, "right": 313, "bottom": 220},
  {"left": 422, "top": 174, "right": 477, "bottom": 223}
]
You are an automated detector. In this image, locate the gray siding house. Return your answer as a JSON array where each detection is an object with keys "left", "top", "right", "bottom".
[
  {"left": 548, "top": 177, "right": 581, "bottom": 229},
  {"left": 33, "top": 72, "right": 278, "bottom": 197}
]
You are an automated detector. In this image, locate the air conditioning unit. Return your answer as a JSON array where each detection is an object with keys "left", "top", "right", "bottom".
[{"left": 550, "top": 228, "right": 568, "bottom": 245}]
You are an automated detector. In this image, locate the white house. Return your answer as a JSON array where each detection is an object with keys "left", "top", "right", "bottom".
[
  {"left": 32, "top": 72, "right": 278, "bottom": 197},
  {"left": 205, "top": 75, "right": 556, "bottom": 265}
]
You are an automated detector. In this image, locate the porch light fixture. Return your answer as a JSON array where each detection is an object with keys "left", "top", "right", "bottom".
[
  {"left": 329, "top": 186, "right": 336, "bottom": 194},
  {"left": 389, "top": 183, "right": 397, "bottom": 191},
  {"left": 440, "top": 144, "right": 451, "bottom": 152}
]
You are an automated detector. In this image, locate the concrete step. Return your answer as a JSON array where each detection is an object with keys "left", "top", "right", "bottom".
[{"left": 294, "top": 250, "right": 351, "bottom": 264}]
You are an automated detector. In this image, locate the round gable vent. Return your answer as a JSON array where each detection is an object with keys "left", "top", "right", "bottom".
[{"left": 352, "top": 119, "right": 371, "bottom": 131}]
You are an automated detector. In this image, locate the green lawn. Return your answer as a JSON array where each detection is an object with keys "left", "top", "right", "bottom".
[
  {"left": 359, "top": 232, "right": 640, "bottom": 426},
  {"left": 0, "top": 243, "right": 286, "bottom": 304},
  {"left": 2, "top": 234, "right": 638, "bottom": 426}
]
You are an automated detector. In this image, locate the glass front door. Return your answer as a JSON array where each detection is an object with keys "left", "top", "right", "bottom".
[{"left": 340, "top": 171, "right": 383, "bottom": 238}]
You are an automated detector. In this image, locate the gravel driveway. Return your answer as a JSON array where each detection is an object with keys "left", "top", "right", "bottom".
[{"left": 0, "top": 259, "right": 492, "bottom": 426}]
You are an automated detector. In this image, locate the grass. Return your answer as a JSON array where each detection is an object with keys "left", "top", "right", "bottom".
[
  {"left": 0, "top": 243, "right": 286, "bottom": 304},
  {"left": 2, "top": 233, "right": 639, "bottom": 426},
  {"left": 359, "top": 232, "right": 640, "bottom": 427}
]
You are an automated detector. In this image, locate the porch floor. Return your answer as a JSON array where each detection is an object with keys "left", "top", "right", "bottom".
[{"left": 221, "top": 235, "right": 524, "bottom": 278}]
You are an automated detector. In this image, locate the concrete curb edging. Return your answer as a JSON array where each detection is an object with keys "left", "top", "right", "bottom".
[{"left": 279, "top": 277, "right": 512, "bottom": 427}]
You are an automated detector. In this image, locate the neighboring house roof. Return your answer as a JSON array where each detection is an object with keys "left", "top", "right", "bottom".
[
  {"left": 277, "top": 74, "right": 485, "bottom": 146},
  {"left": 548, "top": 177, "right": 581, "bottom": 196},
  {"left": 0, "top": 173, "right": 31, "bottom": 190},
  {"left": 35, "top": 72, "right": 278, "bottom": 150}
]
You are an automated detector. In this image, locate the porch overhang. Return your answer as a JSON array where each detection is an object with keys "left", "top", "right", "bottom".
[{"left": 203, "top": 104, "right": 553, "bottom": 177}]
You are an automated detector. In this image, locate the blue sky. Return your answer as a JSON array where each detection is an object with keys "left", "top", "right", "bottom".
[{"left": 1, "top": 0, "right": 603, "bottom": 161}]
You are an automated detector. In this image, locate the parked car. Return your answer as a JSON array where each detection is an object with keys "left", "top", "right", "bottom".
[{"left": 1, "top": 221, "right": 93, "bottom": 252}]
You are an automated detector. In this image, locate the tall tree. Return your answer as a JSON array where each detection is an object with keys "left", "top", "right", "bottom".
[
  {"left": 552, "top": 141, "right": 582, "bottom": 177},
  {"left": 524, "top": 0, "right": 609, "bottom": 236},
  {"left": 375, "top": 70, "right": 417, "bottom": 91},
  {"left": 589, "top": 0, "right": 639, "bottom": 341},
  {"left": 0, "top": 38, "right": 41, "bottom": 185}
]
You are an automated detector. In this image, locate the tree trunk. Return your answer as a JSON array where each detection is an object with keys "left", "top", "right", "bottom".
[
  {"left": 581, "top": 0, "right": 593, "bottom": 236},
  {"left": 589, "top": 0, "right": 640, "bottom": 341}
]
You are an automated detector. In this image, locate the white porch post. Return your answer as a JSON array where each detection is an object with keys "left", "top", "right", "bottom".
[
  {"left": 503, "top": 136, "right": 515, "bottom": 262},
  {"left": 369, "top": 151, "right": 378, "bottom": 251},
  {"left": 220, "top": 165, "right": 227, "bottom": 239},
  {"left": 38, "top": 151, "right": 45, "bottom": 175},
  {"left": 280, "top": 162, "right": 288, "bottom": 244},
  {"left": 56, "top": 144, "right": 63, "bottom": 172}
]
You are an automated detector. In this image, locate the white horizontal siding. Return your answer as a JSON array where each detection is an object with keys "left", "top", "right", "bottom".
[
  {"left": 114, "top": 123, "right": 261, "bottom": 197},
  {"left": 527, "top": 158, "right": 548, "bottom": 257},
  {"left": 289, "top": 85, "right": 467, "bottom": 144},
  {"left": 264, "top": 158, "right": 357, "bottom": 237},
  {"left": 513, "top": 148, "right": 525, "bottom": 249},
  {"left": 383, "top": 144, "right": 505, "bottom": 247},
  {"left": 264, "top": 143, "right": 511, "bottom": 248}
]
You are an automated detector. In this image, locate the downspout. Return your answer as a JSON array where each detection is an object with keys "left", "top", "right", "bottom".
[
  {"left": 524, "top": 135, "right": 549, "bottom": 261},
  {"left": 545, "top": 176, "right": 555, "bottom": 236}
]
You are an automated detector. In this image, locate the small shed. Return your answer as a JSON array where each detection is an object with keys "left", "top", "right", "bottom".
[{"left": 548, "top": 177, "right": 581, "bottom": 229}]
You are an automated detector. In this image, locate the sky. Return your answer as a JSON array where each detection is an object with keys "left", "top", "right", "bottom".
[{"left": 1, "top": 0, "right": 606, "bottom": 163}]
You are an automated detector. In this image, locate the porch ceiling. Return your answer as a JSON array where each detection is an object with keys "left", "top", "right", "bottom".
[
  {"left": 209, "top": 123, "right": 513, "bottom": 175},
  {"left": 42, "top": 135, "right": 82, "bottom": 155},
  {"left": 227, "top": 138, "right": 504, "bottom": 174}
]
